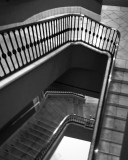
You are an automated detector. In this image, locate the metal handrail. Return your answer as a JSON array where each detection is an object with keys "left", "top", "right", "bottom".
[{"left": 0, "top": 13, "right": 120, "bottom": 82}]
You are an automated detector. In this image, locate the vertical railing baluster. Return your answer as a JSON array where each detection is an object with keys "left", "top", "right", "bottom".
[
  {"left": 8, "top": 32, "right": 20, "bottom": 68},
  {"left": 23, "top": 28, "right": 32, "bottom": 62},
  {"left": 102, "top": 27, "right": 107, "bottom": 50},
  {"left": 88, "top": 19, "right": 92, "bottom": 44},
  {"left": 109, "top": 30, "right": 116, "bottom": 52},
  {"left": 52, "top": 20, "right": 55, "bottom": 49},
  {"left": 27, "top": 26, "right": 35, "bottom": 60},
  {"left": 85, "top": 17, "right": 89, "bottom": 43},
  {"left": 31, "top": 25, "right": 39, "bottom": 58},
  {"left": 13, "top": 30, "right": 24, "bottom": 65},
  {"left": 18, "top": 29, "right": 28, "bottom": 64},
  {"left": 40, "top": 23, "right": 46, "bottom": 54},
  {"left": 0, "top": 44, "right": 11, "bottom": 73},
  {"left": 77, "top": 16, "right": 80, "bottom": 41},
  {"left": 95, "top": 23, "right": 100, "bottom": 48},
  {"left": 35, "top": 24, "right": 42, "bottom": 57},
  {"left": 2, "top": 34, "right": 16, "bottom": 70},
  {"left": 81, "top": 16, "right": 84, "bottom": 42},
  {"left": 43, "top": 23, "right": 48, "bottom": 53},
  {"left": 48, "top": 21, "right": 53, "bottom": 51},
  {"left": 37, "top": 24, "right": 43, "bottom": 56}
]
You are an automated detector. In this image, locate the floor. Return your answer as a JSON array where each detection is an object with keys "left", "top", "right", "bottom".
[{"left": 101, "top": 5, "right": 128, "bottom": 69}]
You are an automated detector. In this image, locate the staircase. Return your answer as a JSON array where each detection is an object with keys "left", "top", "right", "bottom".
[
  {"left": 96, "top": 64, "right": 128, "bottom": 160},
  {"left": 0, "top": 93, "right": 89, "bottom": 160}
]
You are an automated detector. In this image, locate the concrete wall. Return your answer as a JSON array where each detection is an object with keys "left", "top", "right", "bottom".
[
  {"left": 56, "top": 45, "right": 108, "bottom": 98},
  {"left": 0, "top": 0, "right": 102, "bottom": 28}
]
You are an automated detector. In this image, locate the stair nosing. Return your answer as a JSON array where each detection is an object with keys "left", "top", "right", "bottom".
[
  {"left": 106, "top": 102, "right": 128, "bottom": 109},
  {"left": 98, "top": 150, "right": 120, "bottom": 157},
  {"left": 102, "top": 126, "right": 124, "bottom": 133},
  {"left": 114, "top": 66, "right": 128, "bottom": 72},
  {"left": 108, "top": 90, "right": 128, "bottom": 97},
  {"left": 104, "top": 114, "right": 126, "bottom": 121},
  {"left": 100, "top": 138, "right": 122, "bottom": 145}
]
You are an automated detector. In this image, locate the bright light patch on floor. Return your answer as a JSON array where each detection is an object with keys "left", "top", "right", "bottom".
[{"left": 50, "top": 136, "right": 91, "bottom": 160}]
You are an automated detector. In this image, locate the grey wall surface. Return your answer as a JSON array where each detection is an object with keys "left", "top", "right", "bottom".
[{"left": 0, "top": 0, "right": 102, "bottom": 26}]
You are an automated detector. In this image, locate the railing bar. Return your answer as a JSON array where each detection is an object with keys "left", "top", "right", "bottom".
[
  {"left": 62, "top": 18, "right": 64, "bottom": 44},
  {"left": 99, "top": 26, "right": 104, "bottom": 49},
  {"left": 77, "top": 16, "right": 80, "bottom": 41},
  {"left": 58, "top": 19, "right": 61, "bottom": 46},
  {"left": 80, "top": 16, "right": 84, "bottom": 41},
  {"left": 50, "top": 21, "right": 54, "bottom": 50},
  {"left": 110, "top": 30, "right": 116, "bottom": 53},
  {"left": 38, "top": 24, "right": 44, "bottom": 54},
  {"left": 0, "top": 44, "right": 11, "bottom": 73},
  {"left": 109, "top": 30, "right": 115, "bottom": 51},
  {"left": 46, "top": 22, "right": 50, "bottom": 52},
  {"left": 85, "top": 17, "right": 89, "bottom": 42},
  {"left": 35, "top": 24, "right": 42, "bottom": 57},
  {"left": 69, "top": 16, "right": 72, "bottom": 42},
  {"left": 74, "top": 16, "right": 77, "bottom": 41},
  {"left": 43, "top": 23, "right": 48, "bottom": 53},
  {"left": 95, "top": 23, "right": 100, "bottom": 47},
  {"left": 88, "top": 19, "right": 92, "bottom": 44},
  {"left": 106, "top": 29, "right": 112, "bottom": 51},
  {"left": 37, "top": 24, "right": 44, "bottom": 55},
  {"left": 18, "top": 29, "right": 28, "bottom": 63},
  {"left": 40, "top": 23, "right": 46, "bottom": 54},
  {"left": 2, "top": 34, "right": 16, "bottom": 70},
  {"left": 13, "top": 31, "right": 24, "bottom": 65},
  {"left": 0, "top": 60, "right": 6, "bottom": 76},
  {"left": 27, "top": 26, "right": 35, "bottom": 60},
  {"left": 52, "top": 20, "right": 56, "bottom": 49},
  {"left": 8, "top": 32, "right": 20, "bottom": 68},
  {"left": 102, "top": 27, "right": 108, "bottom": 50},
  {"left": 22, "top": 28, "right": 32, "bottom": 62},
  {"left": 32, "top": 25, "right": 40, "bottom": 58},
  {"left": 48, "top": 21, "right": 53, "bottom": 50}
]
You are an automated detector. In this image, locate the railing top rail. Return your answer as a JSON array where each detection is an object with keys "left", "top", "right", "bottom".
[{"left": 0, "top": 13, "right": 120, "bottom": 36}]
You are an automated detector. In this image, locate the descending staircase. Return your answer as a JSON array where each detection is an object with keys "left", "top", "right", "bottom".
[
  {"left": 0, "top": 93, "right": 88, "bottom": 160},
  {"left": 96, "top": 65, "right": 128, "bottom": 160}
]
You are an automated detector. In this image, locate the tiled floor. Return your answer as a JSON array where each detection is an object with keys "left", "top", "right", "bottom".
[{"left": 101, "top": 5, "right": 128, "bottom": 68}]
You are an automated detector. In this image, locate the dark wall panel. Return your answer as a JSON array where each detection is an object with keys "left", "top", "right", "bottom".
[{"left": 0, "top": 0, "right": 101, "bottom": 26}]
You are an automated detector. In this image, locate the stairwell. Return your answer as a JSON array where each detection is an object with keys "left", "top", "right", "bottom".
[
  {"left": 96, "top": 61, "right": 128, "bottom": 160},
  {"left": 0, "top": 93, "right": 94, "bottom": 160}
]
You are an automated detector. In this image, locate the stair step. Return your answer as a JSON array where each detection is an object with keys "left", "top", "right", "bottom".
[
  {"left": 102, "top": 116, "right": 126, "bottom": 132},
  {"left": 32, "top": 118, "right": 55, "bottom": 133},
  {"left": 105, "top": 103, "right": 127, "bottom": 119},
  {"left": 2, "top": 144, "right": 34, "bottom": 160},
  {"left": 114, "top": 66, "right": 128, "bottom": 73},
  {"left": 19, "top": 130, "right": 46, "bottom": 146},
  {"left": 9, "top": 141, "right": 37, "bottom": 158},
  {"left": 17, "top": 136, "right": 43, "bottom": 151},
  {"left": 0, "top": 150, "right": 22, "bottom": 160},
  {"left": 96, "top": 151, "right": 120, "bottom": 160},
  {"left": 27, "top": 121, "right": 52, "bottom": 137},
  {"left": 98, "top": 140, "right": 121, "bottom": 157},
  {"left": 100, "top": 129, "right": 124, "bottom": 145},
  {"left": 107, "top": 93, "right": 128, "bottom": 107}
]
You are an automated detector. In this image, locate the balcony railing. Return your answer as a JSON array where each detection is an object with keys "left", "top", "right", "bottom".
[{"left": 0, "top": 14, "right": 120, "bottom": 83}]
